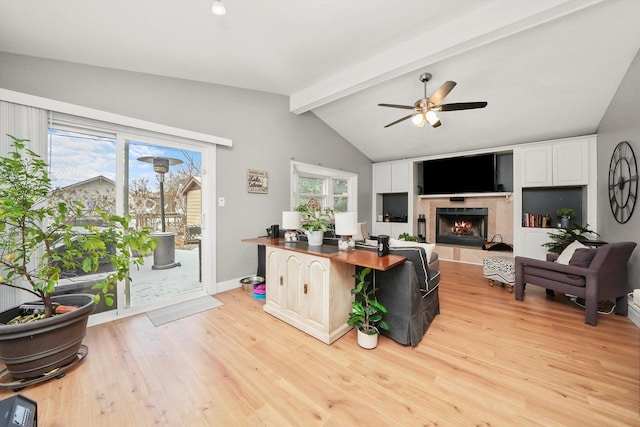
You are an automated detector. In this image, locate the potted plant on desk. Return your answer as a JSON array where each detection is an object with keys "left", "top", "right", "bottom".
[
  {"left": 347, "top": 267, "right": 390, "bottom": 349},
  {"left": 294, "top": 198, "right": 334, "bottom": 246},
  {"left": 0, "top": 135, "right": 156, "bottom": 384}
]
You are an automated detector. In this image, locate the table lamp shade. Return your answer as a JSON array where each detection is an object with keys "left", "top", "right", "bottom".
[
  {"left": 334, "top": 212, "right": 358, "bottom": 235},
  {"left": 282, "top": 211, "right": 301, "bottom": 229}
]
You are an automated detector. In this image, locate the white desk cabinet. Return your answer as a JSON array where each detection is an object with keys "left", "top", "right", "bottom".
[{"left": 264, "top": 246, "right": 354, "bottom": 344}]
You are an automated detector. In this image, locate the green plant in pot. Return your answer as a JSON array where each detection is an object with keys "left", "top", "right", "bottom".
[
  {"left": 0, "top": 135, "right": 156, "bottom": 381},
  {"left": 542, "top": 223, "right": 598, "bottom": 255},
  {"left": 347, "top": 267, "right": 390, "bottom": 349},
  {"left": 294, "top": 198, "right": 334, "bottom": 245},
  {"left": 556, "top": 207, "right": 576, "bottom": 229}
]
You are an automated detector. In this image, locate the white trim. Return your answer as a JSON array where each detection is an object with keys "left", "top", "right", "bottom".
[{"left": 0, "top": 88, "right": 232, "bottom": 147}]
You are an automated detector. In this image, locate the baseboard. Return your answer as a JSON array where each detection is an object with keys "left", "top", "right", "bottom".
[
  {"left": 216, "top": 275, "right": 248, "bottom": 293},
  {"left": 628, "top": 295, "right": 640, "bottom": 328}
]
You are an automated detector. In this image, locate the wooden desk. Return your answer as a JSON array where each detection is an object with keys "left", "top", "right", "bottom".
[
  {"left": 242, "top": 238, "right": 406, "bottom": 344},
  {"left": 242, "top": 237, "right": 405, "bottom": 271}
]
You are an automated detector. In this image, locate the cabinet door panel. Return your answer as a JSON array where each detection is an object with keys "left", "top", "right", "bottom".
[
  {"left": 265, "top": 249, "right": 283, "bottom": 308},
  {"left": 374, "top": 164, "right": 392, "bottom": 193},
  {"left": 522, "top": 228, "right": 554, "bottom": 260},
  {"left": 521, "top": 146, "right": 552, "bottom": 187},
  {"left": 391, "top": 162, "right": 409, "bottom": 192},
  {"left": 374, "top": 221, "right": 391, "bottom": 237},
  {"left": 284, "top": 253, "right": 304, "bottom": 315},
  {"left": 304, "top": 257, "right": 328, "bottom": 328},
  {"left": 553, "top": 141, "right": 588, "bottom": 185}
]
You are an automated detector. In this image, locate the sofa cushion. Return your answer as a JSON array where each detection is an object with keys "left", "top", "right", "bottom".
[
  {"left": 389, "top": 238, "right": 436, "bottom": 266},
  {"left": 524, "top": 266, "right": 586, "bottom": 287},
  {"left": 556, "top": 240, "right": 588, "bottom": 265},
  {"left": 569, "top": 248, "right": 597, "bottom": 268}
]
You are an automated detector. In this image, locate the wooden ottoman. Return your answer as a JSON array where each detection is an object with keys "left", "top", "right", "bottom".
[{"left": 483, "top": 256, "right": 515, "bottom": 292}]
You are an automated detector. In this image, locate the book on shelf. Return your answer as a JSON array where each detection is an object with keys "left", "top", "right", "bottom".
[{"left": 522, "top": 213, "right": 552, "bottom": 228}]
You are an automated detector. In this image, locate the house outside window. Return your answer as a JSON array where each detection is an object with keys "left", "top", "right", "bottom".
[{"left": 291, "top": 161, "right": 357, "bottom": 213}]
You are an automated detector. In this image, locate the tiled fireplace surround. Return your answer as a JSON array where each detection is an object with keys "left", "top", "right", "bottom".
[{"left": 416, "top": 195, "right": 514, "bottom": 264}]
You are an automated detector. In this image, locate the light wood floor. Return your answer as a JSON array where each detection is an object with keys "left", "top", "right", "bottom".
[{"left": 1, "top": 261, "right": 638, "bottom": 426}]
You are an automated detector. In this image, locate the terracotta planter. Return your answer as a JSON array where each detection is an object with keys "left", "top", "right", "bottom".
[
  {"left": 357, "top": 329, "right": 379, "bottom": 349},
  {"left": 0, "top": 293, "right": 95, "bottom": 380}
]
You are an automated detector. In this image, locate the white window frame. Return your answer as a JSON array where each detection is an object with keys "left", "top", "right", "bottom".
[{"left": 290, "top": 161, "right": 357, "bottom": 212}]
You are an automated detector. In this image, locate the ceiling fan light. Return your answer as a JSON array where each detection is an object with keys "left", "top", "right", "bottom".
[
  {"left": 212, "top": 0, "right": 226, "bottom": 15},
  {"left": 425, "top": 110, "right": 439, "bottom": 126},
  {"left": 412, "top": 113, "right": 426, "bottom": 127}
]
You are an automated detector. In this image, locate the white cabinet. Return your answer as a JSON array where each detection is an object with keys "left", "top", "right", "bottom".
[
  {"left": 520, "top": 228, "right": 558, "bottom": 260},
  {"left": 374, "top": 163, "right": 392, "bottom": 193},
  {"left": 391, "top": 162, "right": 409, "bottom": 192},
  {"left": 514, "top": 135, "right": 596, "bottom": 259},
  {"left": 553, "top": 141, "right": 589, "bottom": 186},
  {"left": 374, "top": 221, "right": 410, "bottom": 238},
  {"left": 520, "top": 140, "right": 589, "bottom": 187},
  {"left": 521, "top": 146, "right": 553, "bottom": 187},
  {"left": 373, "top": 162, "right": 409, "bottom": 193},
  {"left": 263, "top": 246, "right": 354, "bottom": 344}
]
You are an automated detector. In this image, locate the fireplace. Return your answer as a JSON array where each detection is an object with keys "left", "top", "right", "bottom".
[{"left": 436, "top": 207, "right": 488, "bottom": 247}]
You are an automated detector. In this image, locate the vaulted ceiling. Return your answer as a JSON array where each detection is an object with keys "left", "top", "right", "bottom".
[{"left": 1, "top": 0, "right": 639, "bottom": 161}]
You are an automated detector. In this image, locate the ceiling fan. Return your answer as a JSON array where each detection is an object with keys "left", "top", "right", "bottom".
[{"left": 378, "top": 72, "right": 487, "bottom": 128}]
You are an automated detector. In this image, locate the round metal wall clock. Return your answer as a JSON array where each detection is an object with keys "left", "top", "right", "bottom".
[{"left": 608, "top": 141, "right": 638, "bottom": 224}]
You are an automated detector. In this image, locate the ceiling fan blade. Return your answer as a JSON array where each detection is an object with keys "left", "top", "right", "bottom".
[
  {"left": 428, "top": 81, "right": 456, "bottom": 105},
  {"left": 437, "top": 102, "right": 488, "bottom": 111},
  {"left": 384, "top": 114, "right": 414, "bottom": 128},
  {"left": 378, "top": 103, "right": 415, "bottom": 110}
]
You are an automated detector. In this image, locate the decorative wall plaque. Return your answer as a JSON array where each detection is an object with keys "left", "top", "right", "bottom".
[{"left": 247, "top": 169, "right": 268, "bottom": 194}]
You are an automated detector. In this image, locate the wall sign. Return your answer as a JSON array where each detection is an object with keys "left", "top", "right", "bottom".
[{"left": 247, "top": 169, "right": 268, "bottom": 194}]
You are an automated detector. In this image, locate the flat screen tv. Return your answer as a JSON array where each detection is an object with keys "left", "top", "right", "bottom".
[{"left": 422, "top": 154, "right": 496, "bottom": 195}]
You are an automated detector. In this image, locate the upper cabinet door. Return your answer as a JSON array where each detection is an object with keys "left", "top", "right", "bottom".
[
  {"left": 391, "top": 162, "right": 409, "bottom": 192},
  {"left": 553, "top": 141, "right": 589, "bottom": 186},
  {"left": 521, "top": 146, "right": 553, "bottom": 187},
  {"left": 374, "top": 163, "right": 392, "bottom": 193}
]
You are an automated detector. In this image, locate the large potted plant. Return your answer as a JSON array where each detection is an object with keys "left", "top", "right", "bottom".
[
  {"left": 347, "top": 267, "right": 390, "bottom": 349},
  {"left": 0, "top": 135, "right": 156, "bottom": 381},
  {"left": 542, "top": 223, "right": 598, "bottom": 255},
  {"left": 294, "top": 198, "right": 334, "bottom": 245}
]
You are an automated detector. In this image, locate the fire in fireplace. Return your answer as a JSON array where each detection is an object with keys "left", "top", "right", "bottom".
[{"left": 436, "top": 207, "right": 488, "bottom": 247}]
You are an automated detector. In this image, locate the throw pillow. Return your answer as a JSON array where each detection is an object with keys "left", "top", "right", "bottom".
[
  {"left": 556, "top": 240, "right": 588, "bottom": 265},
  {"left": 389, "top": 238, "right": 436, "bottom": 263},
  {"left": 568, "top": 248, "right": 597, "bottom": 268}
]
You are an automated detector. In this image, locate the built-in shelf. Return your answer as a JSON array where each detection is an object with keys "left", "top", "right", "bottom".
[{"left": 418, "top": 192, "right": 512, "bottom": 200}]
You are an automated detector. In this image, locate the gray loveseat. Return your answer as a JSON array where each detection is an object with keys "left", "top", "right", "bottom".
[{"left": 354, "top": 242, "right": 440, "bottom": 347}]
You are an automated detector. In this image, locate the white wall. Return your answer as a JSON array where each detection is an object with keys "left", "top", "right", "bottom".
[
  {"left": 0, "top": 52, "right": 373, "bottom": 284},
  {"left": 596, "top": 50, "right": 640, "bottom": 292}
]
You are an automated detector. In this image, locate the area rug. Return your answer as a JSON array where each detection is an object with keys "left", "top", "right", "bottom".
[{"left": 146, "top": 296, "right": 223, "bottom": 326}]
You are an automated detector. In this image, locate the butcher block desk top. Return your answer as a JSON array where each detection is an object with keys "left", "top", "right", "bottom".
[{"left": 242, "top": 237, "right": 406, "bottom": 271}]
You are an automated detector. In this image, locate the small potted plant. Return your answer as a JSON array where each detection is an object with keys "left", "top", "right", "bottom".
[
  {"left": 0, "top": 135, "right": 156, "bottom": 381},
  {"left": 556, "top": 207, "right": 576, "bottom": 229},
  {"left": 347, "top": 267, "right": 390, "bottom": 349},
  {"left": 294, "top": 198, "right": 334, "bottom": 245}
]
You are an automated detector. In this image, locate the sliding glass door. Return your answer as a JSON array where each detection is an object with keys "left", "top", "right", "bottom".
[
  {"left": 49, "top": 128, "right": 211, "bottom": 315},
  {"left": 125, "top": 138, "right": 204, "bottom": 308}
]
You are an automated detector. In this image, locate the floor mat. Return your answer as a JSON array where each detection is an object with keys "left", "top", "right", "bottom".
[{"left": 146, "top": 296, "right": 223, "bottom": 326}]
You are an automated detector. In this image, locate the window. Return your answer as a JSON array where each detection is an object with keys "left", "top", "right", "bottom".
[{"left": 291, "top": 161, "right": 357, "bottom": 212}]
